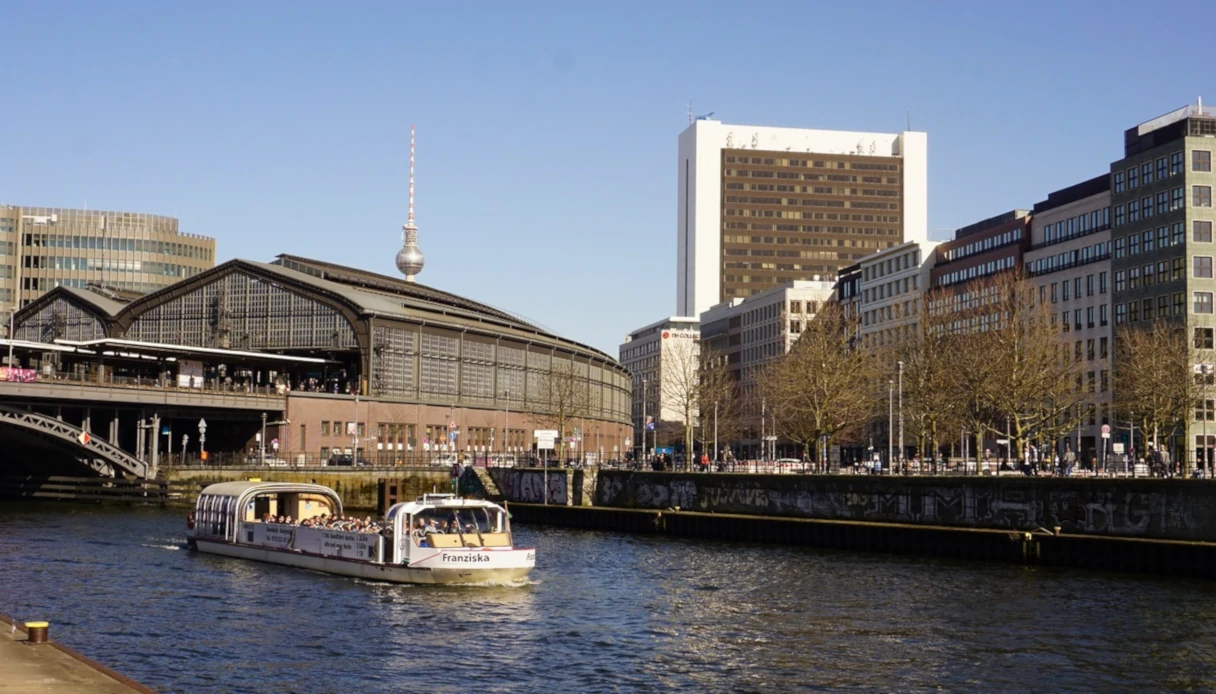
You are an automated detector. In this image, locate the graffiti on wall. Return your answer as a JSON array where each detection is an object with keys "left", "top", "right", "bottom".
[
  {"left": 594, "top": 473, "right": 1213, "bottom": 541},
  {"left": 494, "top": 470, "right": 569, "bottom": 505}
]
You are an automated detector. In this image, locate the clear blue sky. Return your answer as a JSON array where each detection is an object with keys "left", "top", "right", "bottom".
[{"left": 4, "top": 1, "right": 1216, "bottom": 354}]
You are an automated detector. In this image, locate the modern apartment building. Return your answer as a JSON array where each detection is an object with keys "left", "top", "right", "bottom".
[
  {"left": 676, "top": 118, "right": 928, "bottom": 317},
  {"left": 857, "top": 240, "right": 940, "bottom": 350},
  {"left": 1108, "top": 103, "right": 1216, "bottom": 465},
  {"left": 1025, "top": 175, "right": 1113, "bottom": 461},
  {"left": 619, "top": 316, "right": 700, "bottom": 455},
  {"left": 0, "top": 205, "right": 216, "bottom": 314},
  {"left": 699, "top": 279, "right": 835, "bottom": 453}
]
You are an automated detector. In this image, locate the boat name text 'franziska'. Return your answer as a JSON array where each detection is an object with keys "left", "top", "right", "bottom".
[{"left": 442, "top": 553, "right": 491, "bottom": 563}]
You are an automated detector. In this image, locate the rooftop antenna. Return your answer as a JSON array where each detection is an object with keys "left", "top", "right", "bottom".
[
  {"left": 906, "top": 110, "right": 912, "bottom": 131},
  {"left": 688, "top": 99, "right": 693, "bottom": 125},
  {"left": 395, "top": 124, "right": 425, "bottom": 282}
]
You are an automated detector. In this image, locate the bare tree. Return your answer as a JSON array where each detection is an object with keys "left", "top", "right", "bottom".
[
  {"left": 530, "top": 359, "right": 592, "bottom": 464},
  {"left": 762, "top": 302, "right": 878, "bottom": 465},
  {"left": 659, "top": 337, "right": 701, "bottom": 467},
  {"left": 894, "top": 289, "right": 965, "bottom": 468},
  {"left": 694, "top": 349, "right": 742, "bottom": 462}
]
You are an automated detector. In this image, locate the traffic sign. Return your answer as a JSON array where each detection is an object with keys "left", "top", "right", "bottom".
[
  {"left": 996, "top": 439, "right": 1010, "bottom": 445},
  {"left": 449, "top": 420, "right": 457, "bottom": 429},
  {"left": 198, "top": 419, "right": 207, "bottom": 433},
  {"left": 272, "top": 438, "right": 279, "bottom": 451},
  {"left": 533, "top": 429, "right": 559, "bottom": 438},
  {"left": 1101, "top": 424, "right": 1111, "bottom": 434},
  {"left": 78, "top": 431, "right": 91, "bottom": 445},
  {"left": 1102, "top": 432, "right": 1111, "bottom": 439}
]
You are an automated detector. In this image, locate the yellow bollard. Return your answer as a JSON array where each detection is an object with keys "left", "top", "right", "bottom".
[{"left": 24, "top": 621, "right": 48, "bottom": 644}]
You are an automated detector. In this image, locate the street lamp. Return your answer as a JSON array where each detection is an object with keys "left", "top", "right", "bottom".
[
  {"left": 887, "top": 380, "right": 894, "bottom": 474},
  {"left": 897, "top": 360, "right": 904, "bottom": 469},
  {"left": 641, "top": 376, "right": 648, "bottom": 461},
  {"left": 503, "top": 388, "right": 510, "bottom": 458},
  {"left": 260, "top": 412, "right": 267, "bottom": 465}
]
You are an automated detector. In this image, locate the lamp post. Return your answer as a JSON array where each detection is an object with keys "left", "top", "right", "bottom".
[
  {"left": 1203, "top": 366, "right": 1211, "bottom": 478},
  {"left": 6, "top": 308, "right": 14, "bottom": 367},
  {"left": 897, "top": 360, "right": 904, "bottom": 469},
  {"left": 503, "top": 388, "right": 510, "bottom": 459},
  {"left": 641, "top": 376, "right": 648, "bottom": 461},
  {"left": 260, "top": 412, "right": 267, "bottom": 465},
  {"left": 761, "top": 397, "right": 766, "bottom": 462},
  {"left": 713, "top": 400, "right": 719, "bottom": 465},
  {"left": 197, "top": 418, "right": 207, "bottom": 462},
  {"left": 887, "top": 380, "right": 894, "bottom": 474}
]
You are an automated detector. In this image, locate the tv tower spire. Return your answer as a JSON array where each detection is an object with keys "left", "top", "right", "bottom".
[{"left": 395, "top": 124, "right": 425, "bottom": 282}]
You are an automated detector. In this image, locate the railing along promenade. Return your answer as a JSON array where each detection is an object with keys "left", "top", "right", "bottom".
[{"left": 0, "top": 371, "right": 284, "bottom": 410}]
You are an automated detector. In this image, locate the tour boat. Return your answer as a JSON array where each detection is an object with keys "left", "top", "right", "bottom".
[{"left": 186, "top": 481, "right": 534, "bottom": 584}]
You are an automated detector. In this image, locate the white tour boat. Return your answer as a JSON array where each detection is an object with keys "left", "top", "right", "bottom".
[{"left": 186, "top": 481, "right": 534, "bottom": 584}]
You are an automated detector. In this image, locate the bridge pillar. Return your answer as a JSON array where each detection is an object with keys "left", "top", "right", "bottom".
[{"left": 150, "top": 413, "right": 160, "bottom": 477}]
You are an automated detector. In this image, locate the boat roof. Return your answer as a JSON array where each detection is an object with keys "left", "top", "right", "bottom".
[
  {"left": 386, "top": 494, "right": 505, "bottom": 516},
  {"left": 197, "top": 481, "right": 343, "bottom": 513}
]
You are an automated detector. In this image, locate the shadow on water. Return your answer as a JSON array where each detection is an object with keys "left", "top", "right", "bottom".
[{"left": 1, "top": 503, "right": 1214, "bottom": 693}]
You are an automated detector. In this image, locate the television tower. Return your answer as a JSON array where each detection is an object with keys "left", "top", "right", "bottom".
[{"left": 395, "top": 124, "right": 425, "bottom": 282}]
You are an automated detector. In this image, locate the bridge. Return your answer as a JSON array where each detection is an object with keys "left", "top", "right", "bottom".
[{"left": 0, "top": 377, "right": 287, "bottom": 480}]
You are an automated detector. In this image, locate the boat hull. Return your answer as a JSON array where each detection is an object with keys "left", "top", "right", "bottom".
[{"left": 194, "top": 539, "right": 534, "bottom": 585}]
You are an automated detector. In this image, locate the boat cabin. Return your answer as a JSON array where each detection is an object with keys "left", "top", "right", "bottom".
[{"left": 193, "top": 481, "right": 343, "bottom": 543}]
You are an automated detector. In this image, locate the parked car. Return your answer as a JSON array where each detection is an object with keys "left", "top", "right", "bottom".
[
  {"left": 245, "top": 455, "right": 290, "bottom": 468},
  {"left": 327, "top": 454, "right": 369, "bottom": 467}
]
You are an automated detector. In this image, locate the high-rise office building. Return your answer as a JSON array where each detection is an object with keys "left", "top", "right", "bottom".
[
  {"left": 1108, "top": 103, "right": 1216, "bottom": 466},
  {"left": 676, "top": 118, "right": 927, "bottom": 317},
  {"left": 0, "top": 205, "right": 216, "bottom": 314},
  {"left": 619, "top": 316, "right": 700, "bottom": 455}
]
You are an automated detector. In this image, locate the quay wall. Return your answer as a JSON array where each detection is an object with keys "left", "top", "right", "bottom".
[
  {"left": 167, "top": 468, "right": 450, "bottom": 509},
  {"left": 589, "top": 472, "right": 1216, "bottom": 542}
]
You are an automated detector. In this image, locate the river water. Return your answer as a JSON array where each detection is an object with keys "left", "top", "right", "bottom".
[{"left": 0, "top": 504, "right": 1214, "bottom": 693}]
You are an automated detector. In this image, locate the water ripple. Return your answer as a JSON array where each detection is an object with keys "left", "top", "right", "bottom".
[{"left": 0, "top": 504, "right": 1214, "bottom": 692}]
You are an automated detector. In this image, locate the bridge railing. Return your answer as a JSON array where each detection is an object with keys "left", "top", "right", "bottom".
[{"left": 2, "top": 370, "right": 285, "bottom": 399}]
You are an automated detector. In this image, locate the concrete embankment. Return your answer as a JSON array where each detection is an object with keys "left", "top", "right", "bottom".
[
  {"left": 166, "top": 467, "right": 450, "bottom": 509},
  {"left": 0, "top": 613, "right": 156, "bottom": 693},
  {"left": 505, "top": 502, "right": 1216, "bottom": 578}
]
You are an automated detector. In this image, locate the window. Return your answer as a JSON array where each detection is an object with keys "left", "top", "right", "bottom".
[
  {"left": 1195, "top": 186, "right": 1213, "bottom": 207},
  {"left": 1129, "top": 199, "right": 1140, "bottom": 222},
  {"left": 1115, "top": 205, "right": 1126, "bottom": 227},
  {"left": 1195, "top": 150, "right": 1212, "bottom": 172},
  {"left": 1196, "top": 220, "right": 1214, "bottom": 242},
  {"left": 1087, "top": 306, "right": 1095, "bottom": 328},
  {"left": 1129, "top": 301, "right": 1140, "bottom": 322},
  {"left": 1129, "top": 234, "right": 1140, "bottom": 255},
  {"left": 1142, "top": 230, "right": 1154, "bottom": 252},
  {"left": 1100, "top": 303, "right": 1109, "bottom": 326},
  {"left": 1115, "top": 303, "right": 1127, "bottom": 324},
  {"left": 321, "top": 421, "right": 330, "bottom": 436},
  {"left": 1174, "top": 256, "right": 1186, "bottom": 281},
  {"left": 1128, "top": 167, "right": 1139, "bottom": 189},
  {"left": 1062, "top": 311, "right": 1070, "bottom": 331},
  {"left": 1173, "top": 151, "right": 1185, "bottom": 175},
  {"left": 1074, "top": 340, "right": 1082, "bottom": 362},
  {"left": 1175, "top": 292, "right": 1185, "bottom": 316},
  {"left": 1129, "top": 266, "right": 1140, "bottom": 289},
  {"left": 1197, "top": 327, "right": 1215, "bottom": 349},
  {"left": 1100, "top": 336, "right": 1109, "bottom": 358},
  {"left": 1159, "top": 295, "right": 1170, "bottom": 318},
  {"left": 1158, "top": 226, "right": 1169, "bottom": 249},
  {"left": 1143, "top": 196, "right": 1154, "bottom": 219},
  {"left": 1062, "top": 281, "right": 1070, "bottom": 301},
  {"left": 1101, "top": 370, "right": 1109, "bottom": 393},
  {"left": 1100, "top": 271, "right": 1108, "bottom": 294},
  {"left": 1143, "top": 298, "right": 1154, "bottom": 321},
  {"left": 1051, "top": 283, "right": 1058, "bottom": 303},
  {"left": 1196, "top": 292, "right": 1214, "bottom": 314},
  {"left": 1114, "top": 237, "right": 1126, "bottom": 258},
  {"left": 1143, "top": 263, "right": 1154, "bottom": 287},
  {"left": 1196, "top": 256, "right": 1214, "bottom": 278},
  {"left": 1142, "top": 162, "right": 1153, "bottom": 185},
  {"left": 1074, "top": 309, "right": 1082, "bottom": 331},
  {"left": 1173, "top": 187, "right": 1185, "bottom": 211},
  {"left": 1158, "top": 260, "right": 1169, "bottom": 284},
  {"left": 1158, "top": 192, "right": 1169, "bottom": 216},
  {"left": 1087, "top": 274, "right": 1095, "bottom": 296},
  {"left": 1114, "top": 171, "right": 1125, "bottom": 193},
  {"left": 1158, "top": 157, "right": 1168, "bottom": 181},
  {"left": 1075, "top": 277, "right": 1082, "bottom": 298}
]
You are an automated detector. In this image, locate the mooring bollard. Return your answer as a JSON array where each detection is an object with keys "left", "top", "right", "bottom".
[{"left": 24, "top": 621, "right": 48, "bottom": 644}]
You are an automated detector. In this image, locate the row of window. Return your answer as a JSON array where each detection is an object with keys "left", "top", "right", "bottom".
[
  {"left": 22, "top": 233, "right": 212, "bottom": 260},
  {"left": 1041, "top": 208, "right": 1111, "bottom": 247},
  {"left": 1113, "top": 293, "right": 1212, "bottom": 323},
  {"left": 1113, "top": 222, "right": 1206, "bottom": 258},
  {"left": 723, "top": 157, "right": 900, "bottom": 171},
  {"left": 933, "top": 255, "right": 1017, "bottom": 288},
  {"left": 1113, "top": 188, "right": 1192, "bottom": 226},
  {"left": 1044, "top": 272, "right": 1109, "bottom": 304},
  {"left": 939, "top": 228, "right": 1024, "bottom": 263},
  {"left": 1056, "top": 305, "right": 1109, "bottom": 331},
  {"left": 1027, "top": 242, "right": 1109, "bottom": 277},
  {"left": 863, "top": 274, "right": 921, "bottom": 305},
  {"left": 724, "top": 219, "right": 901, "bottom": 232},
  {"left": 1112, "top": 152, "right": 1189, "bottom": 193},
  {"left": 23, "top": 255, "right": 201, "bottom": 277},
  {"left": 863, "top": 249, "right": 922, "bottom": 282},
  {"left": 1115, "top": 258, "right": 1187, "bottom": 291}
]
